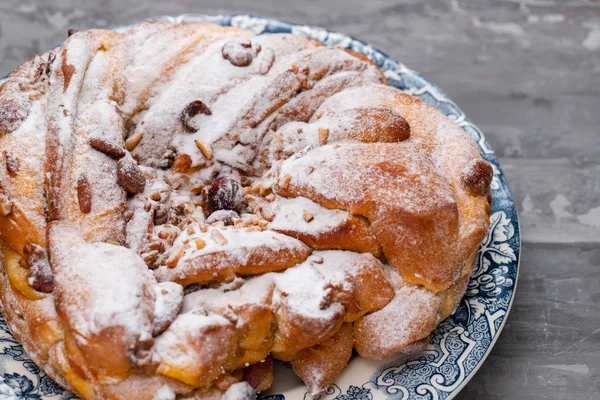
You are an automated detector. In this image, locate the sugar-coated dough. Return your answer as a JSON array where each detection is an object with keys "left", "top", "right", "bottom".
[{"left": 0, "top": 20, "right": 491, "bottom": 400}]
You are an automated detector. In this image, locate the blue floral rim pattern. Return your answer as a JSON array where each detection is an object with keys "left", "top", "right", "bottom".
[{"left": 0, "top": 14, "right": 520, "bottom": 400}]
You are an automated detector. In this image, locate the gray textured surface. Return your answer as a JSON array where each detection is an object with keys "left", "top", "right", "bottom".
[{"left": 1, "top": 0, "right": 599, "bottom": 398}]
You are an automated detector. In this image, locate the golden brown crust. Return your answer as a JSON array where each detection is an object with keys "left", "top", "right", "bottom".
[
  {"left": 0, "top": 20, "right": 491, "bottom": 400},
  {"left": 292, "top": 322, "right": 354, "bottom": 396}
]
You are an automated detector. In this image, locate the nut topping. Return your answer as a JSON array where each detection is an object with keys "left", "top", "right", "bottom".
[
  {"left": 211, "top": 229, "right": 228, "bottom": 246},
  {"left": 318, "top": 127, "right": 329, "bottom": 145},
  {"left": 180, "top": 100, "right": 212, "bottom": 132},
  {"left": 280, "top": 174, "right": 292, "bottom": 190},
  {"left": 194, "top": 140, "right": 213, "bottom": 160},
  {"left": 153, "top": 203, "right": 168, "bottom": 225},
  {"left": 166, "top": 247, "right": 185, "bottom": 268},
  {"left": 303, "top": 209, "right": 314, "bottom": 222},
  {"left": 90, "top": 137, "right": 126, "bottom": 159},
  {"left": 125, "top": 131, "right": 143, "bottom": 151},
  {"left": 77, "top": 174, "right": 92, "bottom": 213},
  {"left": 117, "top": 157, "right": 146, "bottom": 194}
]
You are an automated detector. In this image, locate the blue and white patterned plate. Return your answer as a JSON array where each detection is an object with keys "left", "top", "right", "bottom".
[{"left": 0, "top": 14, "right": 520, "bottom": 400}]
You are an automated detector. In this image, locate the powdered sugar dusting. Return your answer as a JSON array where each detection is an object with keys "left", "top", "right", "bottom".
[
  {"left": 0, "top": 20, "right": 491, "bottom": 396},
  {"left": 268, "top": 196, "right": 350, "bottom": 235},
  {"left": 49, "top": 223, "right": 155, "bottom": 339}
]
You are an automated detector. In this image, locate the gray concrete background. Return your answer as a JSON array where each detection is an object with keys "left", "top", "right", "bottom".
[{"left": 1, "top": 0, "right": 599, "bottom": 398}]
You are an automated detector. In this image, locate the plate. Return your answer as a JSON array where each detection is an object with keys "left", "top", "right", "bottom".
[{"left": 0, "top": 14, "right": 520, "bottom": 400}]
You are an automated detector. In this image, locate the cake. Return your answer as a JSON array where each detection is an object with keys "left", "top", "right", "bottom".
[{"left": 0, "top": 20, "right": 493, "bottom": 400}]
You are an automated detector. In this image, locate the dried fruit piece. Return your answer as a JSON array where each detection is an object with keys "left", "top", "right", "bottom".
[
  {"left": 90, "top": 137, "right": 126, "bottom": 159},
  {"left": 204, "top": 176, "right": 242, "bottom": 213},
  {"left": 117, "top": 157, "right": 146, "bottom": 194},
  {"left": 23, "top": 243, "right": 54, "bottom": 293},
  {"left": 462, "top": 159, "right": 493, "bottom": 196},
  {"left": 222, "top": 39, "right": 256, "bottom": 67},
  {"left": 180, "top": 100, "right": 212, "bottom": 132},
  {"left": 77, "top": 175, "right": 92, "bottom": 213}
]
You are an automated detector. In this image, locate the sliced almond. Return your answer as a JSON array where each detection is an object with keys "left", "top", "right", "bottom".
[
  {"left": 195, "top": 140, "right": 213, "bottom": 160},
  {"left": 211, "top": 229, "right": 228, "bottom": 245}
]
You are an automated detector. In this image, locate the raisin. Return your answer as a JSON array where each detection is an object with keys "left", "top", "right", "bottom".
[
  {"left": 462, "top": 159, "right": 493, "bottom": 196},
  {"left": 180, "top": 100, "right": 212, "bottom": 132},
  {"left": 23, "top": 243, "right": 53, "bottom": 293},
  {"left": 222, "top": 39, "right": 257, "bottom": 67}
]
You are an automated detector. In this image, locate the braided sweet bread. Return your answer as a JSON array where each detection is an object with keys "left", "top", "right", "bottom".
[{"left": 0, "top": 21, "right": 493, "bottom": 399}]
